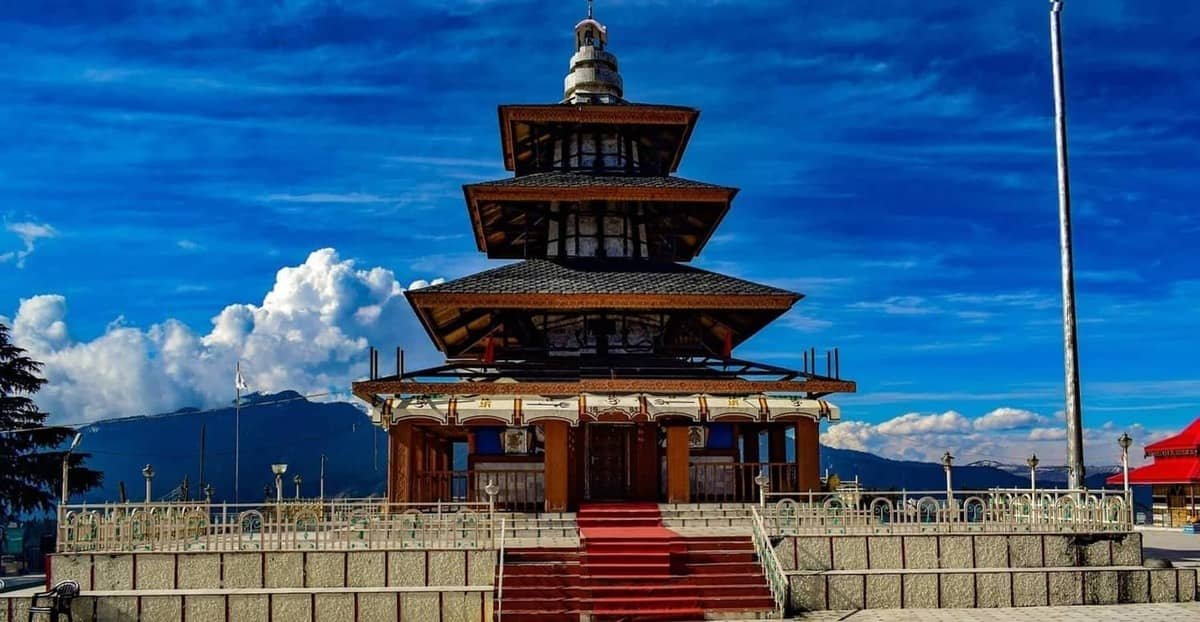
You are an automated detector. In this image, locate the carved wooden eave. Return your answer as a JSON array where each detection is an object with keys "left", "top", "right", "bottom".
[
  {"left": 407, "top": 290, "right": 799, "bottom": 310},
  {"left": 352, "top": 377, "right": 857, "bottom": 405},
  {"left": 498, "top": 104, "right": 700, "bottom": 172},
  {"left": 464, "top": 182, "right": 736, "bottom": 258}
]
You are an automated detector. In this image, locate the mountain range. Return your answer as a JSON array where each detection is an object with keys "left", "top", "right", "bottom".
[{"left": 65, "top": 391, "right": 1129, "bottom": 506}]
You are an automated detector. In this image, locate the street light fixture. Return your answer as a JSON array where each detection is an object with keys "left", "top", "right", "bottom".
[
  {"left": 941, "top": 452, "right": 955, "bottom": 507},
  {"left": 60, "top": 432, "right": 83, "bottom": 509},
  {"left": 1118, "top": 433, "right": 1133, "bottom": 493},
  {"left": 293, "top": 474, "right": 303, "bottom": 500},
  {"left": 1027, "top": 454, "right": 1040, "bottom": 491},
  {"left": 754, "top": 472, "right": 770, "bottom": 508},
  {"left": 142, "top": 464, "right": 155, "bottom": 503},
  {"left": 271, "top": 464, "right": 288, "bottom": 504}
]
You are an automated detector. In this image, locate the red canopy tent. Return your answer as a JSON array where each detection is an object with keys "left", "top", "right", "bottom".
[
  {"left": 1109, "top": 417, "right": 1200, "bottom": 527},
  {"left": 1107, "top": 418, "right": 1200, "bottom": 486}
]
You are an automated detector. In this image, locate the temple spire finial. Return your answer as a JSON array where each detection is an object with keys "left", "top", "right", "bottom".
[{"left": 563, "top": 0, "right": 624, "bottom": 104}]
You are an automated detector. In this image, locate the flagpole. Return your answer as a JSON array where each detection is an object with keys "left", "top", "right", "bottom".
[
  {"left": 1049, "top": 0, "right": 1085, "bottom": 490},
  {"left": 235, "top": 361, "right": 241, "bottom": 504}
]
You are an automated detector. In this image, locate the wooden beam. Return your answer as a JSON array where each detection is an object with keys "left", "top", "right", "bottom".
[
  {"left": 353, "top": 378, "right": 856, "bottom": 397},
  {"left": 543, "top": 421, "right": 569, "bottom": 512},
  {"left": 409, "top": 291, "right": 799, "bottom": 310},
  {"left": 467, "top": 184, "right": 736, "bottom": 204}
]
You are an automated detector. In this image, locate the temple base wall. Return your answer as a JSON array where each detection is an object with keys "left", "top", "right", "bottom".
[{"left": 1, "top": 549, "right": 497, "bottom": 622}]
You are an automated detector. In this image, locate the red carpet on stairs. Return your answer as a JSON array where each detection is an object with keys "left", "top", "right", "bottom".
[
  {"left": 498, "top": 503, "right": 776, "bottom": 621},
  {"left": 578, "top": 503, "right": 702, "bottom": 620}
]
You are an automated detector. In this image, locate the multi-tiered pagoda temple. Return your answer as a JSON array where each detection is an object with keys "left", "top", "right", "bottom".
[{"left": 353, "top": 8, "right": 855, "bottom": 512}]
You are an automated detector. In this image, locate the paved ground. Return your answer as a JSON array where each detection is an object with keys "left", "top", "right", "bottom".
[
  {"left": 794, "top": 603, "right": 1200, "bottom": 620},
  {"left": 1140, "top": 529, "right": 1200, "bottom": 567}
]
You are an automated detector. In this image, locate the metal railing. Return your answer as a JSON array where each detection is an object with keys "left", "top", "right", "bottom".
[
  {"left": 56, "top": 499, "right": 496, "bottom": 553},
  {"left": 762, "top": 488, "right": 1132, "bottom": 535},
  {"left": 413, "top": 470, "right": 544, "bottom": 513},
  {"left": 495, "top": 517, "right": 507, "bottom": 621},
  {"left": 749, "top": 506, "right": 787, "bottom": 618}
]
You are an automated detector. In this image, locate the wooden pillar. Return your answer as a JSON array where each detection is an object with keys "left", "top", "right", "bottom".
[
  {"left": 739, "top": 424, "right": 760, "bottom": 501},
  {"left": 795, "top": 419, "right": 820, "bottom": 492},
  {"left": 633, "top": 423, "right": 659, "bottom": 501},
  {"left": 767, "top": 426, "right": 789, "bottom": 491},
  {"left": 666, "top": 425, "right": 690, "bottom": 503},
  {"left": 543, "top": 421, "right": 569, "bottom": 512},
  {"left": 387, "top": 422, "right": 414, "bottom": 504},
  {"left": 412, "top": 428, "right": 427, "bottom": 502}
]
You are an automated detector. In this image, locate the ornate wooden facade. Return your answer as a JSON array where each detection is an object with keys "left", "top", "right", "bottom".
[{"left": 353, "top": 9, "right": 855, "bottom": 511}]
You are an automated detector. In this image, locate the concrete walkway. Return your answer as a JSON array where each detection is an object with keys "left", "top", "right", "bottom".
[
  {"left": 794, "top": 602, "right": 1200, "bottom": 620},
  {"left": 1140, "top": 529, "right": 1200, "bottom": 567}
]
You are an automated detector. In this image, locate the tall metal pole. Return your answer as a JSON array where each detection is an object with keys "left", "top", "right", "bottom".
[
  {"left": 235, "top": 361, "right": 242, "bottom": 503},
  {"left": 320, "top": 453, "right": 327, "bottom": 501},
  {"left": 1050, "top": 0, "right": 1085, "bottom": 490}
]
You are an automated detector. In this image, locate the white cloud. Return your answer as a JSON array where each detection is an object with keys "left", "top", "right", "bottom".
[
  {"left": 821, "top": 407, "right": 1172, "bottom": 466},
  {"left": 177, "top": 239, "right": 202, "bottom": 251},
  {"left": 1, "top": 221, "right": 58, "bottom": 268},
  {"left": 974, "top": 407, "right": 1049, "bottom": 431},
  {"left": 875, "top": 411, "right": 973, "bottom": 436},
  {"left": 1028, "top": 427, "right": 1067, "bottom": 441},
  {"left": 4, "top": 248, "right": 440, "bottom": 423}
]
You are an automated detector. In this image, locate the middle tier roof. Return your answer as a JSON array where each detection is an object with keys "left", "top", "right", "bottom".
[
  {"left": 464, "top": 171, "right": 738, "bottom": 262},
  {"left": 407, "top": 258, "right": 800, "bottom": 358}
]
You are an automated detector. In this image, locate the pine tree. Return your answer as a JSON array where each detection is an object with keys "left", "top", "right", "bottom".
[{"left": 0, "top": 322, "right": 102, "bottom": 520}]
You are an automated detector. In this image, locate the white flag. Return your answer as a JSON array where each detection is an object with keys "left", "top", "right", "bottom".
[{"left": 235, "top": 364, "right": 249, "bottom": 391}]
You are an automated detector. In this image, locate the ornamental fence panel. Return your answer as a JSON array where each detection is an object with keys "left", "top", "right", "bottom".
[
  {"left": 762, "top": 488, "right": 1132, "bottom": 535},
  {"left": 56, "top": 499, "right": 495, "bottom": 553}
]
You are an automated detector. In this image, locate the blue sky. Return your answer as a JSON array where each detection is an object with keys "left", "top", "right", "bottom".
[{"left": 1, "top": 1, "right": 1197, "bottom": 465}]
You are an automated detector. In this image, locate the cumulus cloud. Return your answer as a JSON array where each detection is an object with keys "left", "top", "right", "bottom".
[
  {"left": 1, "top": 221, "right": 57, "bottom": 268},
  {"left": 875, "top": 411, "right": 973, "bottom": 436},
  {"left": 2, "top": 248, "right": 443, "bottom": 422},
  {"left": 821, "top": 407, "right": 1168, "bottom": 466},
  {"left": 974, "top": 407, "right": 1049, "bottom": 431}
]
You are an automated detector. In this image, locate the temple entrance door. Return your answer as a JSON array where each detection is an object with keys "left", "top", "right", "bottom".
[{"left": 587, "top": 424, "right": 632, "bottom": 500}]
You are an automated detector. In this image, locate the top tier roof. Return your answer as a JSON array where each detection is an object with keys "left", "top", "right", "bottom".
[{"left": 499, "top": 103, "right": 700, "bottom": 174}]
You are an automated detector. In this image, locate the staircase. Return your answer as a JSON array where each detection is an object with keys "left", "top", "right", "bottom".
[{"left": 497, "top": 503, "right": 776, "bottom": 621}]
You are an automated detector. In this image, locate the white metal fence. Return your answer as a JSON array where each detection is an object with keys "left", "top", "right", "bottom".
[
  {"left": 762, "top": 488, "right": 1132, "bottom": 535},
  {"left": 56, "top": 499, "right": 496, "bottom": 553}
]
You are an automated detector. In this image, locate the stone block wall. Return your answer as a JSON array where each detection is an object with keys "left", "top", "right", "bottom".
[
  {"left": 774, "top": 532, "right": 1143, "bottom": 571},
  {"left": 8, "top": 548, "right": 499, "bottom": 622},
  {"left": 2, "top": 590, "right": 492, "bottom": 622},
  {"left": 786, "top": 567, "right": 1197, "bottom": 611},
  {"left": 49, "top": 549, "right": 496, "bottom": 591}
]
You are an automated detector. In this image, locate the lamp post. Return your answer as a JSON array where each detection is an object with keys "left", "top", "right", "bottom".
[
  {"left": 754, "top": 472, "right": 770, "bottom": 508},
  {"left": 204, "top": 484, "right": 214, "bottom": 503},
  {"left": 1118, "top": 433, "right": 1132, "bottom": 493},
  {"left": 142, "top": 464, "right": 155, "bottom": 503},
  {"left": 941, "top": 452, "right": 954, "bottom": 509},
  {"left": 1118, "top": 432, "right": 1133, "bottom": 525},
  {"left": 294, "top": 474, "right": 303, "bottom": 500},
  {"left": 271, "top": 464, "right": 288, "bottom": 504},
  {"left": 319, "top": 454, "right": 327, "bottom": 502},
  {"left": 1027, "top": 454, "right": 1040, "bottom": 491},
  {"left": 484, "top": 479, "right": 499, "bottom": 515},
  {"left": 60, "top": 433, "right": 82, "bottom": 511}
]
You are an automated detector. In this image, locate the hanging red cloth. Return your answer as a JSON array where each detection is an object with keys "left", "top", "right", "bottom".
[
  {"left": 483, "top": 335, "right": 496, "bottom": 364},
  {"left": 722, "top": 328, "right": 733, "bottom": 359}
]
